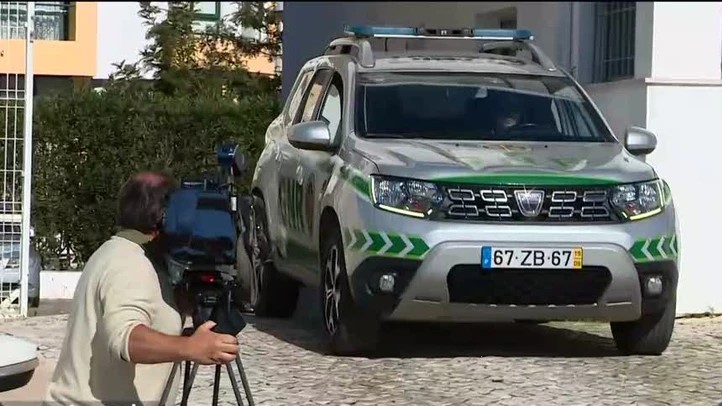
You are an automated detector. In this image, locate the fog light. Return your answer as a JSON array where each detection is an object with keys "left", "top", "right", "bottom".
[
  {"left": 379, "top": 273, "right": 396, "bottom": 293},
  {"left": 645, "top": 276, "right": 663, "bottom": 296}
]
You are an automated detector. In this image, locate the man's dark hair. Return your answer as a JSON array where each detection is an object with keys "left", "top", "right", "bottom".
[{"left": 116, "top": 171, "right": 177, "bottom": 234}]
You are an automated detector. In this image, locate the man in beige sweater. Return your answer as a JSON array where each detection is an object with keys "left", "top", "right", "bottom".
[{"left": 45, "top": 172, "right": 241, "bottom": 405}]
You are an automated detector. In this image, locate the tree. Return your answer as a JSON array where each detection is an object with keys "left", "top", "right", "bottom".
[{"left": 110, "top": 1, "right": 282, "bottom": 97}]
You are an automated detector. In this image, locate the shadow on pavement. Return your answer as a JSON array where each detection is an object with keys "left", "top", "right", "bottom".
[{"left": 247, "top": 288, "right": 621, "bottom": 359}]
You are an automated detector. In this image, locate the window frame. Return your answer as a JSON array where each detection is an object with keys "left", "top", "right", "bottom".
[
  {"left": 193, "top": 1, "right": 221, "bottom": 22},
  {"left": 592, "top": 2, "right": 636, "bottom": 83}
]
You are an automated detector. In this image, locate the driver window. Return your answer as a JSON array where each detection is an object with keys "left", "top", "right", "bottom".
[
  {"left": 296, "top": 70, "right": 331, "bottom": 124},
  {"left": 318, "top": 76, "right": 343, "bottom": 138},
  {"left": 285, "top": 70, "right": 313, "bottom": 123}
]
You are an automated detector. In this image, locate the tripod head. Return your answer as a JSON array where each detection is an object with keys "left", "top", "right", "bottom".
[{"left": 182, "top": 270, "right": 247, "bottom": 336}]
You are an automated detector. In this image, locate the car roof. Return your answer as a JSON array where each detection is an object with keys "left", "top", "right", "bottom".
[{"left": 355, "top": 51, "right": 567, "bottom": 77}]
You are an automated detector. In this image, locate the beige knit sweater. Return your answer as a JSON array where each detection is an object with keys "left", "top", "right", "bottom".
[{"left": 45, "top": 231, "right": 184, "bottom": 405}]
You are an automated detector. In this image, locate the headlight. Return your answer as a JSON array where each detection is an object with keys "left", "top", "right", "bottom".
[
  {"left": 371, "top": 175, "right": 444, "bottom": 218},
  {"left": 610, "top": 179, "right": 666, "bottom": 221}
]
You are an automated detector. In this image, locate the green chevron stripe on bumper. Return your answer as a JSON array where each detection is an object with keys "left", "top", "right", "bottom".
[
  {"left": 629, "top": 234, "right": 679, "bottom": 262},
  {"left": 344, "top": 228, "right": 431, "bottom": 259}
]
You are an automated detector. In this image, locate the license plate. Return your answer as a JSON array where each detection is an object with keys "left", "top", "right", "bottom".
[{"left": 481, "top": 247, "right": 583, "bottom": 269}]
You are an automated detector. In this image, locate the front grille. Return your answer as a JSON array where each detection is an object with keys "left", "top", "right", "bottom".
[
  {"left": 439, "top": 184, "right": 619, "bottom": 223},
  {"left": 447, "top": 265, "right": 612, "bottom": 305}
]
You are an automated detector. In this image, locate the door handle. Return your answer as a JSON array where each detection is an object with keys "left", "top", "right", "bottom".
[{"left": 274, "top": 146, "right": 282, "bottom": 162}]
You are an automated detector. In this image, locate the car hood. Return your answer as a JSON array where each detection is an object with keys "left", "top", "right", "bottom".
[
  {"left": 354, "top": 139, "right": 657, "bottom": 185},
  {"left": 0, "top": 333, "right": 37, "bottom": 367}
]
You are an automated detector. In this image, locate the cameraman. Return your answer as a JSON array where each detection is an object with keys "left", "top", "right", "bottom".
[{"left": 46, "top": 172, "right": 240, "bottom": 405}]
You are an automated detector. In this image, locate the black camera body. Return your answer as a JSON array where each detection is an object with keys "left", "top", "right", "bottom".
[{"left": 162, "top": 143, "right": 249, "bottom": 335}]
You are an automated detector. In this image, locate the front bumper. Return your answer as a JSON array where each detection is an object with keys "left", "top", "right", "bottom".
[{"left": 343, "top": 199, "right": 679, "bottom": 323}]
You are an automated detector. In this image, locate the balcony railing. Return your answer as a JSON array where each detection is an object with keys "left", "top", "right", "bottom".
[{"left": 0, "top": 1, "right": 71, "bottom": 41}]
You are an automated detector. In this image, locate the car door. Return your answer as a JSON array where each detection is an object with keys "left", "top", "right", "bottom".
[
  {"left": 275, "top": 68, "right": 332, "bottom": 276},
  {"left": 288, "top": 70, "right": 345, "bottom": 278}
]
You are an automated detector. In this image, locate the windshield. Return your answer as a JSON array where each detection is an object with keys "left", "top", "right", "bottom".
[{"left": 355, "top": 72, "right": 616, "bottom": 142}]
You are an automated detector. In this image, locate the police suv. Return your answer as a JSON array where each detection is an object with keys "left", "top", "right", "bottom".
[{"left": 244, "top": 25, "right": 680, "bottom": 356}]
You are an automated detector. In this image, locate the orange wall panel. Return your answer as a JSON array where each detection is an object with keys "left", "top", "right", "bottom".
[{"left": 0, "top": 2, "right": 97, "bottom": 77}]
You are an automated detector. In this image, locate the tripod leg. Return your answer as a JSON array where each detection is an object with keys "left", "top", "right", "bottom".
[
  {"left": 225, "top": 362, "right": 245, "bottom": 406},
  {"left": 183, "top": 360, "right": 191, "bottom": 394},
  {"left": 158, "top": 362, "right": 179, "bottom": 406},
  {"left": 212, "top": 364, "right": 222, "bottom": 406},
  {"left": 234, "top": 356, "right": 256, "bottom": 406},
  {"left": 181, "top": 362, "right": 200, "bottom": 406}
]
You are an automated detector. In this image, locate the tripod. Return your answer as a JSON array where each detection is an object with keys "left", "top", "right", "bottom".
[{"left": 159, "top": 273, "right": 255, "bottom": 406}]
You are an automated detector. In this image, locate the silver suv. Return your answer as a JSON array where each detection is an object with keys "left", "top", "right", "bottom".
[{"left": 243, "top": 26, "right": 680, "bottom": 356}]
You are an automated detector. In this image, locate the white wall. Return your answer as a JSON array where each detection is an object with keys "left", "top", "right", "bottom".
[
  {"left": 646, "top": 84, "right": 722, "bottom": 314},
  {"left": 40, "top": 271, "right": 81, "bottom": 300},
  {"left": 95, "top": 1, "right": 150, "bottom": 79},
  {"left": 650, "top": 2, "right": 722, "bottom": 80}
]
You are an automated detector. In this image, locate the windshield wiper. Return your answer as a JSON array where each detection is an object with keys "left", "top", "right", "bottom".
[{"left": 363, "top": 133, "right": 407, "bottom": 139}]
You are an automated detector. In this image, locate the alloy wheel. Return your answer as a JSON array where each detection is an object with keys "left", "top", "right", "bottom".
[
  {"left": 323, "top": 245, "right": 341, "bottom": 336},
  {"left": 249, "top": 205, "right": 265, "bottom": 308}
]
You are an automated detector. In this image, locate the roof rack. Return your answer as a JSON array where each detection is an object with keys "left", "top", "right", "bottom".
[{"left": 324, "top": 25, "right": 556, "bottom": 71}]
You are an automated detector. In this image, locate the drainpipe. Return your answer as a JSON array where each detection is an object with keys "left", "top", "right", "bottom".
[{"left": 569, "top": 1, "right": 577, "bottom": 77}]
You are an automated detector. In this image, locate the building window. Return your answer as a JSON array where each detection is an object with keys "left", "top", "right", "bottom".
[
  {"left": 0, "top": 1, "right": 71, "bottom": 41},
  {"left": 193, "top": 1, "right": 221, "bottom": 22},
  {"left": 593, "top": 2, "right": 636, "bottom": 83}
]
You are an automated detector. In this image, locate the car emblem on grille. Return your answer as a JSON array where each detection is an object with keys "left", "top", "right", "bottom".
[{"left": 514, "top": 190, "right": 545, "bottom": 217}]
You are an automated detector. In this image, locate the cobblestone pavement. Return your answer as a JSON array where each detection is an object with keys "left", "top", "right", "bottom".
[{"left": 2, "top": 297, "right": 721, "bottom": 406}]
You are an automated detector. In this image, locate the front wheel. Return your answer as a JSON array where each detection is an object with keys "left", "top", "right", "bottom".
[
  {"left": 248, "top": 196, "right": 299, "bottom": 318},
  {"left": 610, "top": 295, "right": 676, "bottom": 355},
  {"left": 320, "top": 225, "right": 380, "bottom": 356}
]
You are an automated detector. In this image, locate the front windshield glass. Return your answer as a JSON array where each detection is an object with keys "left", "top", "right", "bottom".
[{"left": 355, "top": 72, "right": 616, "bottom": 142}]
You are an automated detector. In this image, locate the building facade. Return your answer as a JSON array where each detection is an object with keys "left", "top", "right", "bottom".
[
  {"left": 0, "top": 1, "right": 97, "bottom": 94},
  {"left": 282, "top": 1, "right": 722, "bottom": 315}
]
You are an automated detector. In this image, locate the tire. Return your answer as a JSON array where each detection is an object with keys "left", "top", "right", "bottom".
[
  {"left": 248, "top": 195, "right": 299, "bottom": 318},
  {"left": 320, "top": 224, "right": 380, "bottom": 356},
  {"left": 611, "top": 295, "right": 677, "bottom": 355},
  {"left": 29, "top": 296, "right": 39, "bottom": 308}
]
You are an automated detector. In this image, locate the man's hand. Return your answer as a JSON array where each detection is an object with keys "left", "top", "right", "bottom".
[{"left": 185, "top": 321, "right": 239, "bottom": 365}]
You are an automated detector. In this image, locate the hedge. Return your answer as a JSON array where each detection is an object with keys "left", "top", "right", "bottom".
[{"left": 31, "top": 86, "right": 280, "bottom": 266}]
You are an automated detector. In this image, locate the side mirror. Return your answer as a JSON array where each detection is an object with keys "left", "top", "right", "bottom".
[
  {"left": 624, "top": 126, "right": 657, "bottom": 156},
  {"left": 288, "top": 121, "right": 332, "bottom": 151}
]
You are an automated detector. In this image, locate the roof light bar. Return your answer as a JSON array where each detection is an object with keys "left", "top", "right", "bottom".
[{"left": 343, "top": 25, "right": 534, "bottom": 41}]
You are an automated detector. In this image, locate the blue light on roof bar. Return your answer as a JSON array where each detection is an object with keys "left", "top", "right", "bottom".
[
  {"left": 472, "top": 29, "right": 533, "bottom": 40},
  {"left": 343, "top": 25, "right": 533, "bottom": 41}
]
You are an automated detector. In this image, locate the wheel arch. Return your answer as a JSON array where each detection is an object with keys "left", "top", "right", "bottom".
[{"left": 319, "top": 206, "right": 342, "bottom": 261}]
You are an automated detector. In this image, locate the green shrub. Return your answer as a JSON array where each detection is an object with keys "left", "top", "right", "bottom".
[{"left": 32, "top": 86, "right": 280, "bottom": 266}]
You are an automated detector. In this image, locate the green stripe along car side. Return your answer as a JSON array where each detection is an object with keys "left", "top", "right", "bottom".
[
  {"left": 629, "top": 234, "right": 679, "bottom": 262},
  {"left": 339, "top": 165, "right": 372, "bottom": 200},
  {"left": 343, "top": 228, "right": 431, "bottom": 259}
]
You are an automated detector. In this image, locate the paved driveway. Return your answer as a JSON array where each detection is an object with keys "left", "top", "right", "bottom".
[{"left": 1, "top": 296, "right": 721, "bottom": 405}]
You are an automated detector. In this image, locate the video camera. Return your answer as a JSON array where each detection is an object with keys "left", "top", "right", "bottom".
[{"left": 162, "top": 142, "right": 250, "bottom": 335}]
